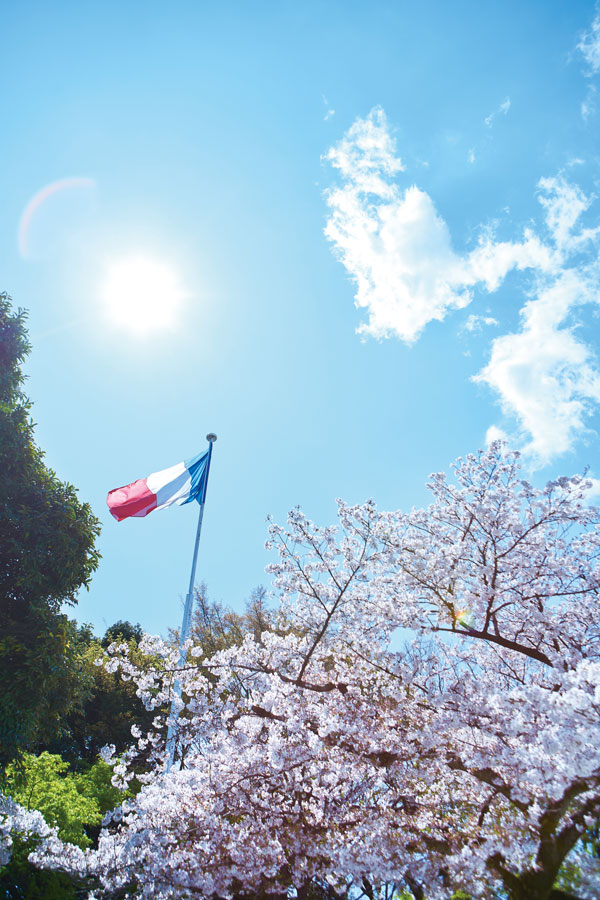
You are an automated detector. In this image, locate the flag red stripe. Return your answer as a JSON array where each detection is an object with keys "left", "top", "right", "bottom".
[{"left": 106, "top": 478, "right": 158, "bottom": 522}]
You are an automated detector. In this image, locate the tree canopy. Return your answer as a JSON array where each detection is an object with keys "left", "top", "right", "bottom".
[
  {"left": 1, "top": 295, "right": 597, "bottom": 899},
  {"left": 25, "top": 444, "right": 600, "bottom": 900},
  {"left": 0, "top": 293, "right": 101, "bottom": 767},
  {"left": 1, "top": 753, "right": 125, "bottom": 900},
  {"left": 43, "top": 622, "right": 156, "bottom": 767}
]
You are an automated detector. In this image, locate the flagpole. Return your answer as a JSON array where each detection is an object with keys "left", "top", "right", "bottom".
[{"left": 165, "top": 432, "right": 217, "bottom": 771}]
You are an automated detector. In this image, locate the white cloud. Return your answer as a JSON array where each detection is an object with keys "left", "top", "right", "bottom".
[
  {"left": 476, "top": 178, "right": 600, "bottom": 464},
  {"left": 463, "top": 231, "right": 553, "bottom": 291},
  {"left": 485, "top": 425, "right": 510, "bottom": 446},
  {"left": 582, "top": 476, "right": 600, "bottom": 502},
  {"left": 578, "top": 13, "right": 600, "bottom": 73},
  {"left": 581, "top": 83, "right": 597, "bottom": 120},
  {"left": 325, "top": 107, "right": 404, "bottom": 196},
  {"left": 324, "top": 107, "right": 600, "bottom": 464},
  {"left": 537, "top": 175, "right": 593, "bottom": 249},
  {"left": 484, "top": 96, "right": 511, "bottom": 127},
  {"left": 467, "top": 148, "right": 476, "bottom": 164},
  {"left": 475, "top": 271, "right": 600, "bottom": 464},
  {"left": 325, "top": 109, "right": 467, "bottom": 342},
  {"left": 463, "top": 314, "right": 499, "bottom": 333},
  {"left": 325, "top": 179, "right": 473, "bottom": 343},
  {"left": 325, "top": 108, "right": 554, "bottom": 344}
]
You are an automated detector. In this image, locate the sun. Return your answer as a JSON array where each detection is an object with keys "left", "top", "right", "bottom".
[{"left": 102, "top": 256, "right": 186, "bottom": 334}]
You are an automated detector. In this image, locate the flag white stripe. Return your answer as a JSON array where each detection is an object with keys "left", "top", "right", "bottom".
[{"left": 147, "top": 461, "right": 192, "bottom": 510}]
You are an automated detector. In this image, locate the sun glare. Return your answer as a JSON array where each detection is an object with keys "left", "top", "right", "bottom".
[{"left": 102, "top": 256, "right": 186, "bottom": 334}]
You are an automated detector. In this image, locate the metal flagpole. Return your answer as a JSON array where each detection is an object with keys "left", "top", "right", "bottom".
[{"left": 165, "top": 432, "right": 217, "bottom": 771}]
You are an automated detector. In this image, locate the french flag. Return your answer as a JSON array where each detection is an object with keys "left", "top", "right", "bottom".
[{"left": 107, "top": 448, "right": 211, "bottom": 523}]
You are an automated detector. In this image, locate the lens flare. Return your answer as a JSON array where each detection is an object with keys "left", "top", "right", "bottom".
[
  {"left": 455, "top": 608, "right": 473, "bottom": 628},
  {"left": 18, "top": 177, "right": 96, "bottom": 259},
  {"left": 102, "top": 256, "right": 186, "bottom": 335}
]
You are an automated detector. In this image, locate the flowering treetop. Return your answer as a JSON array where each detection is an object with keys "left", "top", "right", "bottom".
[{"left": 12, "top": 443, "right": 600, "bottom": 900}]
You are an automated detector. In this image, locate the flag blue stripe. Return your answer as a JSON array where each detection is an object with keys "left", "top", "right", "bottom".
[{"left": 182, "top": 448, "right": 210, "bottom": 505}]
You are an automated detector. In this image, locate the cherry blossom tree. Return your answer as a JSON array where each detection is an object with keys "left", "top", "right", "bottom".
[
  {"left": 21, "top": 443, "right": 600, "bottom": 899},
  {"left": 0, "top": 794, "right": 53, "bottom": 868}
]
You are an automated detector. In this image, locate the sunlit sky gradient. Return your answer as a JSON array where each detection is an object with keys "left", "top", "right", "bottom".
[{"left": 2, "top": 1, "right": 600, "bottom": 636}]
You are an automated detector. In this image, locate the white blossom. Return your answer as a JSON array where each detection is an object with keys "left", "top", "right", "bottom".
[{"left": 33, "top": 444, "right": 600, "bottom": 899}]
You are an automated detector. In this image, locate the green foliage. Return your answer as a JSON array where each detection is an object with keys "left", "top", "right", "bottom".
[
  {"left": 46, "top": 624, "right": 156, "bottom": 765},
  {"left": 73, "top": 756, "right": 124, "bottom": 815},
  {"left": 1, "top": 752, "right": 125, "bottom": 899},
  {"left": 187, "top": 582, "right": 273, "bottom": 657},
  {"left": 582, "top": 816, "right": 600, "bottom": 858},
  {"left": 5, "top": 753, "right": 101, "bottom": 848},
  {"left": 0, "top": 836, "right": 79, "bottom": 900},
  {"left": 101, "top": 619, "right": 144, "bottom": 648},
  {"left": 0, "top": 293, "right": 101, "bottom": 768}
]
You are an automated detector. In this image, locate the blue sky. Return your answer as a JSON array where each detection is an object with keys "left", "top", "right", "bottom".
[{"left": 2, "top": 1, "right": 600, "bottom": 636}]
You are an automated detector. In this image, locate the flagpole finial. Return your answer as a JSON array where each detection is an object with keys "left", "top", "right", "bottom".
[{"left": 206, "top": 433, "right": 217, "bottom": 443}]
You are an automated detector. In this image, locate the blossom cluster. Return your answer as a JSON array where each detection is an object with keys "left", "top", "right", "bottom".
[
  {"left": 0, "top": 792, "right": 53, "bottom": 866},
  {"left": 31, "top": 444, "right": 600, "bottom": 899}
]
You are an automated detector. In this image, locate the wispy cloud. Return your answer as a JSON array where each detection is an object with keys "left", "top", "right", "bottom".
[
  {"left": 537, "top": 175, "right": 594, "bottom": 249},
  {"left": 484, "top": 96, "right": 511, "bottom": 127},
  {"left": 324, "top": 108, "right": 600, "bottom": 464},
  {"left": 578, "top": 12, "right": 600, "bottom": 119},
  {"left": 578, "top": 12, "right": 600, "bottom": 73},
  {"left": 463, "top": 314, "right": 498, "bottom": 333},
  {"left": 467, "top": 96, "right": 510, "bottom": 165},
  {"left": 325, "top": 108, "right": 403, "bottom": 191},
  {"left": 581, "top": 83, "right": 597, "bottom": 120},
  {"left": 322, "top": 94, "right": 335, "bottom": 121}
]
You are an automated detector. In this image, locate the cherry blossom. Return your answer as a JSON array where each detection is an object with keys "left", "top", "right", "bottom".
[
  {"left": 33, "top": 444, "right": 600, "bottom": 899},
  {"left": 0, "top": 792, "right": 55, "bottom": 865}
]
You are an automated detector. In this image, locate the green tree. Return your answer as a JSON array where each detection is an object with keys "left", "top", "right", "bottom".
[
  {"left": 185, "top": 582, "right": 273, "bottom": 657},
  {"left": 1, "top": 753, "right": 125, "bottom": 899},
  {"left": 4, "top": 753, "right": 102, "bottom": 848},
  {"left": 0, "top": 839, "right": 80, "bottom": 900},
  {"left": 0, "top": 294, "right": 101, "bottom": 768},
  {"left": 101, "top": 619, "right": 144, "bottom": 647},
  {"left": 47, "top": 623, "right": 156, "bottom": 765}
]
